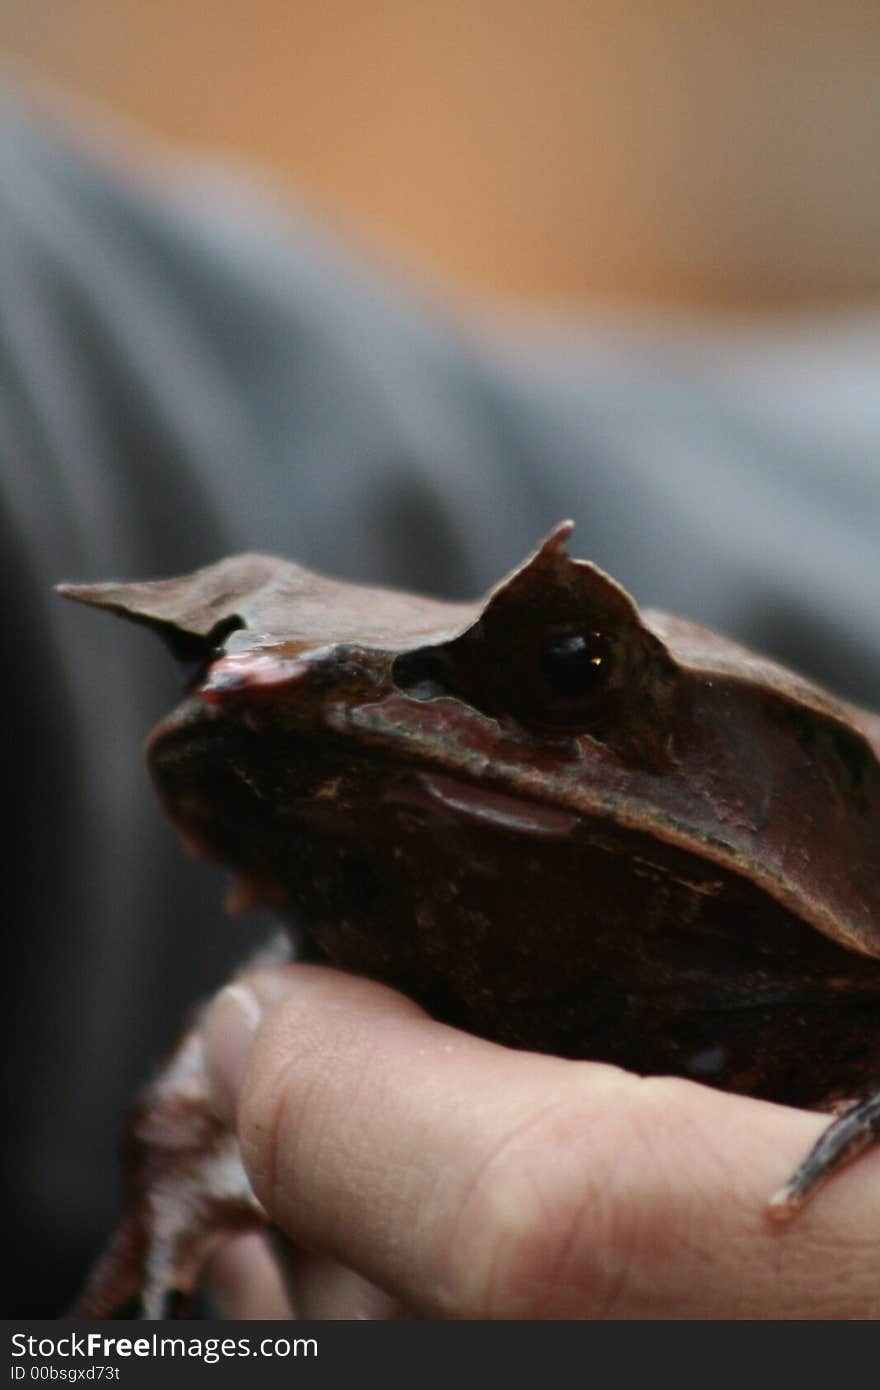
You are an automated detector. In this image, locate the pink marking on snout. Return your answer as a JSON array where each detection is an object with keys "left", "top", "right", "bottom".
[{"left": 200, "top": 652, "right": 310, "bottom": 704}]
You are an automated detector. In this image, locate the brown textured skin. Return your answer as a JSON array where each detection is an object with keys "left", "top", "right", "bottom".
[{"left": 59, "top": 522, "right": 880, "bottom": 1313}]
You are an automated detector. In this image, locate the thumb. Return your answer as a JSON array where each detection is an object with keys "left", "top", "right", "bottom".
[{"left": 202, "top": 962, "right": 880, "bottom": 1319}]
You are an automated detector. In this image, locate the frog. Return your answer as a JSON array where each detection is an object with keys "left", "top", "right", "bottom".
[{"left": 58, "top": 521, "right": 880, "bottom": 1318}]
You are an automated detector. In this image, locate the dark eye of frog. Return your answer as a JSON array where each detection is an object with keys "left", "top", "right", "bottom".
[
  {"left": 393, "top": 621, "right": 621, "bottom": 734},
  {"left": 540, "top": 631, "right": 614, "bottom": 700},
  {"left": 508, "top": 624, "right": 622, "bottom": 730}
]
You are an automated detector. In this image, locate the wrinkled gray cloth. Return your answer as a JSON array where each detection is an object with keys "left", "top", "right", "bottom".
[{"left": 2, "top": 89, "right": 878, "bottom": 1314}]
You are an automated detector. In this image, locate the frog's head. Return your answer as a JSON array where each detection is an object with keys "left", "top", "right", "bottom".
[
  {"left": 59, "top": 521, "right": 679, "bottom": 762},
  {"left": 57, "top": 524, "right": 684, "bottom": 913}
]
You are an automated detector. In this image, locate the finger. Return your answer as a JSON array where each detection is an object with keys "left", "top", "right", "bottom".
[{"left": 203, "top": 964, "right": 880, "bottom": 1319}]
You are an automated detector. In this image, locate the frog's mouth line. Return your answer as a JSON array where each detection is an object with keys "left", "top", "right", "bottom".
[
  {"left": 393, "top": 772, "right": 580, "bottom": 839},
  {"left": 149, "top": 712, "right": 582, "bottom": 854}
]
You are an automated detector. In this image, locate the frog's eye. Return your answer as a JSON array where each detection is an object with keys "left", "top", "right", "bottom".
[
  {"left": 394, "top": 542, "right": 676, "bottom": 764},
  {"left": 394, "top": 620, "right": 622, "bottom": 735},
  {"left": 540, "top": 631, "right": 614, "bottom": 700},
  {"left": 500, "top": 623, "right": 623, "bottom": 732}
]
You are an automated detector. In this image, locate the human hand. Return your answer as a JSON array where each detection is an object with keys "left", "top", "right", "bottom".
[{"left": 202, "top": 963, "right": 880, "bottom": 1319}]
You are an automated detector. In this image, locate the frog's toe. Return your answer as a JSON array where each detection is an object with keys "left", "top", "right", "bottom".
[
  {"left": 72, "top": 1028, "right": 265, "bottom": 1319},
  {"left": 768, "top": 1091, "right": 880, "bottom": 1222}
]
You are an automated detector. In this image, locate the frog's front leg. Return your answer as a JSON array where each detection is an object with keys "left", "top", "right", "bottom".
[
  {"left": 769, "top": 1092, "right": 880, "bottom": 1222},
  {"left": 73, "top": 1020, "right": 266, "bottom": 1319}
]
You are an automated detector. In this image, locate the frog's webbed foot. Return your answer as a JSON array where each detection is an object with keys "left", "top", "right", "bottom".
[
  {"left": 768, "top": 1093, "right": 880, "bottom": 1222},
  {"left": 72, "top": 1026, "right": 266, "bottom": 1319}
]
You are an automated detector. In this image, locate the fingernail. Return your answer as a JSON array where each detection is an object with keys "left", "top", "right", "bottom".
[{"left": 204, "top": 983, "right": 264, "bottom": 1122}]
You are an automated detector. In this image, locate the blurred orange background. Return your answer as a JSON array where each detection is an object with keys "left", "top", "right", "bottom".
[{"left": 3, "top": 0, "right": 880, "bottom": 312}]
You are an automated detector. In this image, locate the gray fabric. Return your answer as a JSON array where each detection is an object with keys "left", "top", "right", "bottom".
[{"left": 2, "top": 89, "right": 878, "bottom": 1314}]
